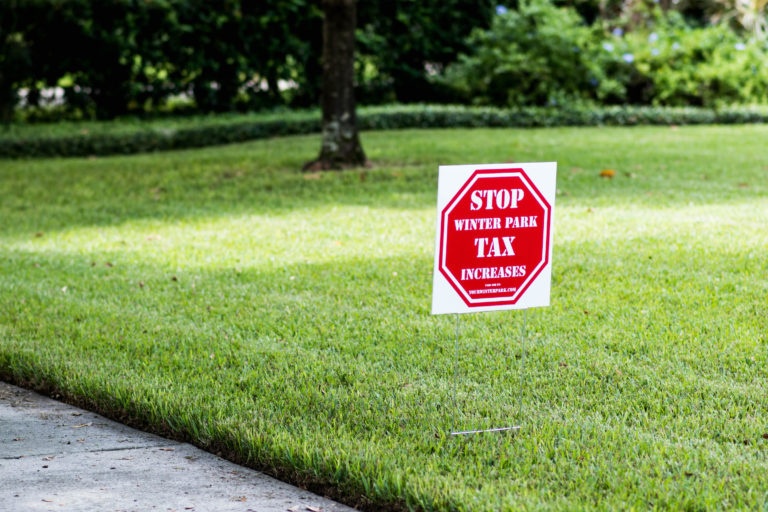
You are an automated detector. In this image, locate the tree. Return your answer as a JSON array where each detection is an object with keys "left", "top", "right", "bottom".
[{"left": 304, "top": 0, "right": 367, "bottom": 171}]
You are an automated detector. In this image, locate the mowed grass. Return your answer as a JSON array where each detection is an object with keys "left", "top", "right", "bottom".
[{"left": 1, "top": 125, "right": 768, "bottom": 510}]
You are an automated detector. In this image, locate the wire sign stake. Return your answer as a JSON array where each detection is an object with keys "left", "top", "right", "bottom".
[{"left": 431, "top": 163, "right": 556, "bottom": 435}]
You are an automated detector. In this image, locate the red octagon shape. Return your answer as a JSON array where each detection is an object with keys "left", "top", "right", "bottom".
[{"left": 438, "top": 169, "right": 551, "bottom": 307}]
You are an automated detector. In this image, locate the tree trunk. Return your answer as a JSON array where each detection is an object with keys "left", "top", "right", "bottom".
[{"left": 303, "top": 0, "right": 366, "bottom": 171}]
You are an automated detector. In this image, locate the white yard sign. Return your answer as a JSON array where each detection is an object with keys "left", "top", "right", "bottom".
[{"left": 431, "top": 162, "right": 557, "bottom": 314}]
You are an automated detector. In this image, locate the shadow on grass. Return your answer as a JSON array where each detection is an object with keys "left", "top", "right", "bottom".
[{"left": 2, "top": 126, "right": 768, "bottom": 240}]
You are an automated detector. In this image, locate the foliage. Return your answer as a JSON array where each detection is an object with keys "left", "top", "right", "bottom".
[
  {"left": 1, "top": 0, "right": 492, "bottom": 120},
  {"left": 1, "top": 126, "right": 768, "bottom": 510},
  {"left": 444, "top": 1, "right": 768, "bottom": 108},
  {"left": 443, "top": 0, "right": 600, "bottom": 107},
  {"left": 355, "top": 0, "right": 495, "bottom": 104},
  {"left": 619, "top": 21, "right": 768, "bottom": 106},
  {"left": 712, "top": 0, "right": 768, "bottom": 39},
  {"left": 6, "top": 104, "right": 768, "bottom": 158}
]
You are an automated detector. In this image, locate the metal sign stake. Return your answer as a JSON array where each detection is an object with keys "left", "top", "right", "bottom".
[{"left": 449, "top": 309, "right": 527, "bottom": 436}]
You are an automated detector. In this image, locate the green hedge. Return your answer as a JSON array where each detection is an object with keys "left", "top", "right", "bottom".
[{"left": 2, "top": 105, "right": 767, "bottom": 158}]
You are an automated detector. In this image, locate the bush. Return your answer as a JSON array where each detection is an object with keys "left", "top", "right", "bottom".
[
  {"left": 444, "top": 3, "right": 768, "bottom": 108},
  {"left": 443, "top": 0, "right": 601, "bottom": 107},
  {"left": 616, "top": 21, "right": 768, "bottom": 107}
]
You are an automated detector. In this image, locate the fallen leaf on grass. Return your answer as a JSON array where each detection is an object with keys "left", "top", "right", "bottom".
[
  {"left": 71, "top": 422, "right": 93, "bottom": 428},
  {"left": 762, "top": 433, "right": 768, "bottom": 439},
  {"left": 599, "top": 169, "right": 616, "bottom": 178},
  {"left": 34, "top": 232, "right": 44, "bottom": 238},
  {"left": 737, "top": 182, "right": 750, "bottom": 188},
  {"left": 138, "top": 281, "right": 145, "bottom": 288},
  {"left": 303, "top": 172, "right": 322, "bottom": 181}
]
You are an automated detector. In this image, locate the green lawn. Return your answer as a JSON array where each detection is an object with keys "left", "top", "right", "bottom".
[{"left": 1, "top": 125, "right": 767, "bottom": 510}]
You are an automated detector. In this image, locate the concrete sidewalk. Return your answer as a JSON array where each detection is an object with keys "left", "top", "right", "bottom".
[{"left": 0, "top": 381, "right": 357, "bottom": 512}]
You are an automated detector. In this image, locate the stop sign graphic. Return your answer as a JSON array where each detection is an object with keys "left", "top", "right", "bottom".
[{"left": 432, "top": 163, "right": 556, "bottom": 314}]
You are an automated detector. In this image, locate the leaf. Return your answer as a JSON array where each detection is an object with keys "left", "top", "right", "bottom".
[
  {"left": 71, "top": 422, "right": 93, "bottom": 428},
  {"left": 599, "top": 169, "right": 616, "bottom": 178},
  {"left": 303, "top": 172, "right": 322, "bottom": 180}
]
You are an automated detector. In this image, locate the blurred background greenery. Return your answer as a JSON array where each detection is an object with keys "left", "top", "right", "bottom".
[{"left": 2, "top": 0, "right": 767, "bottom": 123}]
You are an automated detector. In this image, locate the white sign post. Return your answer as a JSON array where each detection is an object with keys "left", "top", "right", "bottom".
[{"left": 431, "top": 162, "right": 557, "bottom": 434}]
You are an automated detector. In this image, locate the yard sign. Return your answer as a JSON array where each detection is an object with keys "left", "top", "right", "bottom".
[{"left": 431, "top": 162, "right": 557, "bottom": 314}]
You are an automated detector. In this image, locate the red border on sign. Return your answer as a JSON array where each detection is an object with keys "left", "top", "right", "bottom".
[{"left": 438, "top": 168, "right": 551, "bottom": 307}]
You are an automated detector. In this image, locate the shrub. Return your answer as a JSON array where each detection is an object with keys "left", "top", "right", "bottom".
[
  {"left": 618, "top": 22, "right": 768, "bottom": 107},
  {"left": 443, "top": 0, "right": 601, "bottom": 107},
  {"left": 444, "top": 4, "right": 768, "bottom": 108}
]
